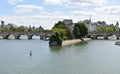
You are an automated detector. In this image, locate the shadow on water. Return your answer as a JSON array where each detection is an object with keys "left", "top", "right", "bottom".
[
  {"left": 73, "top": 41, "right": 88, "bottom": 46},
  {"left": 49, "top": 41, "right": 88, "bottom": 52},
  {"left": 49, "top": 46, "right": 63, "bottom": 52}
]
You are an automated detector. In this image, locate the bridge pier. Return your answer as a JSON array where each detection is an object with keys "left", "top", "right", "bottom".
[
  {"left": 116, "top": 35, "right": 119, "bottom": 40},
  {"left": 40, "top": 35, "right": 44, "bottom": 40},
  {"left": 2, "top": 34, "right": 10, "bottom": 39},
  {"left": 14, "top": 35, "right": 20, "bottom": 39},
  {"left": 91, "top": 35, "right": 97, "bottom": 39},
  {"left": 104, "top": 35, "right": 108, "bottom": 39},
  {"left": 28, "top": 35, "right": 33, "bottom": 39}
]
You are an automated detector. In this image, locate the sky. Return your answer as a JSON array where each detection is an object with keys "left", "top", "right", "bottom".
[{"left": 0, "top": 0, "right": 120, "bottom": 29}]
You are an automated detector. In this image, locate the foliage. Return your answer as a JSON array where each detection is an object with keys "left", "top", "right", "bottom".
[
  {"left": 49, "top": 21, "right": 73, "bottom": 46},
  {"left": 0, "top": 27, "right": 27, "bottom": 32},
  {"left": 52, "top": 28, "right": 67, "bottom": 39},
  {"left": 73, "top": 26, "right": 80, "bottom": 39},
  {"left": 17, "top": 27, "right": 27, "bottom": 32},
  {"left": 73, "top": 22, "right": 88, "bottom": 39},
  {"left": 0, "top": 27, "right": 11, "bottom": 32},
  {"left": 49, "top": 32, "right": 62, "bottom": 46},
  {"left": 97, "top": 26, "right": 115, "bottom": 32},
  {"left": 97, "top": 26, "right": 106, "bottom": 32},
  {"left": 53, "top": 21, "right": 68, "bottom": 29},
  {"left": 66, "top": 29, "right": 74, "bottom": 39},
  {"left": 52, "top": 21, "right": 73, "bottom": 40}
]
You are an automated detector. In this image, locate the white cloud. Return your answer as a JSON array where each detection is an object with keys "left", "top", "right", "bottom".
[
  {"left": 14, "top": 5, "right": 43, "bottom": 14},
  {"left": 65, "top": 0, "right": 106, "bottom": 7},
  {"left": 70, "top": 11, "right": 95, "bottom": 16},
  {"left": 45, "top": 0, "right": 62, "bottom": 5},
  {"left": 44, "top": 0, "right": 107, "bottom": 7},
  {"left": 8, "top": 0, "right": 23, "bottom": 5},
  {"left": 96, "top": 5, "right": 120, "bottom": 15},
  {"left": 0, "top": 11, "right": 66, "bottom": 29},
  {"left": 1, "top": 8, "right": 120, "bottom": 30},
  {"left": 44, "top": 0, "right": 106, "bottom": 7}
]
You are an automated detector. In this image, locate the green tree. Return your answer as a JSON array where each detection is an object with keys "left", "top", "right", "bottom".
[
  {"left": 73, "top": 26, "right": 80, "bottom": 39},
  {"left": 73, "top": 22, "right": 88, "bottom": 39},
  {"left": 97, "top": 26, "right": 106, "bottom": 32},
  {"left": 49, "top": 32, "right": 62, "bottom": 46},
  {"left": 97, "top": 26, "right": 115, "bottom": 32},
  {"left": 53, "top": 21, "right": 68, "bottom": 29},
  {"left": 49, "top": 21, "right": 73, "bottom": 46},
  {"left": 52, "top": 21, "right": 73, "bottom": 40},
  {"left": 1, "top": 27, "right": 11, "bottom": 32},
  {"left": 17, "top": 27, "right": 27, "bottom": 32}
]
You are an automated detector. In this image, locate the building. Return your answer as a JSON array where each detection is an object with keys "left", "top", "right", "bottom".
[
  {"left": 0, "top": 20, "right": 17, "bottom": 28},
  {"left": 4, "top": 23, "right": 17, "bottom": 28},
  {"left": 63, "top": 19, "right": 74, "bottom": 32},
  {"left": 115, "top": 21, "right": 119, "bottom": 32},
  {"left": 1, "top": 20, "right": 5, "bottom": 28},
  {"left": 63, "top": 19, "right": 119, "bottom": 33},
  {"left": 83, "top": 18, "right": 98, "bottom": 32}
]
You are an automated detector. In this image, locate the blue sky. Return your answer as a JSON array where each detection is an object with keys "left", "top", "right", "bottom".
[{"left": 0, "top": 0, "right": 120, "bottom": 29}]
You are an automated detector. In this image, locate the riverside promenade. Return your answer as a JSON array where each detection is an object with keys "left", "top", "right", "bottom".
[{"left": 62, "top": 38, "right": 91, "bottom": 46}]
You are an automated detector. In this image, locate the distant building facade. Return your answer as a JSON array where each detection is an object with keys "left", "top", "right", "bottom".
[
  {"left": 115, "top": 21, "right": 119, "bottom": 32},
  {"left": 63, "top": 19, "right": 74, "bottom": 32},
  {"left": 0, "top": 20, "right": 17, "bottom": 28},
  {"left": 1, "top": 20, "right": 5, "bottom": 28},
  {"left": 83, "top": 18, "right": 97, "bottom": 32},
  {"left": 63, "top": 19, "right": 119, "bottom": 33}
]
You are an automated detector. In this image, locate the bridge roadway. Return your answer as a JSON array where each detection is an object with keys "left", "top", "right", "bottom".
[
  {"left": 0, "top": 30, "right": 51, "bottom": 40},
  {"left": 88, "top": 32, "right": 120, "bottom": 40}
]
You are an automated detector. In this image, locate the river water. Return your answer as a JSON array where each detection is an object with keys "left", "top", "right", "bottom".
[{"left": 0, "top": 37, "right": 120, "bottom": 74}]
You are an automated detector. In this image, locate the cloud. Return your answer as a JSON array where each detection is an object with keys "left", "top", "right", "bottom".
[
  {"left": 70, "top": 10, "right": 95, "bottom": 17},
  {"left": 45, "top": 0, "right": 62, "bottom": 5},
  {"left": 8, "top": 0, "right": 23, "bottom": 5},
  {"left": 96, "top": 5, "right": 120, "bottom": 15},
  {"left": 1, "top": 9, "right": 120, "bottom": 30},
  {"left": 14, "top": 5, "right": 43, "bottom": 14},
  {"left": 44, "top": 0, "right": 106, "bottom": 7},
  {"left": 0, "top": 11, "right": 66, "bottom": 29},
  {"left": 64, "top": 0, "right": 106, "bottom": 7}
]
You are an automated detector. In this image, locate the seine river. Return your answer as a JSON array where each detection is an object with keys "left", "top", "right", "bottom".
[{"left": 0, "top": 37, "right": 120, "bottom": 74}]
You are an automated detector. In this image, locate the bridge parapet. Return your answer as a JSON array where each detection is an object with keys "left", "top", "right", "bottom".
[
  {"left": 88, "top": 31, "right": 120, "bottom": 40},
  {"left": 0, "top": 30, "right": 51, "bottom": 40}
]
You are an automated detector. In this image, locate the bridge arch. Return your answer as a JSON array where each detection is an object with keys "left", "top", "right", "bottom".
[
  {"left": 15, "top": 34, "right": 23, "bottom": 39},
  {"left": 32, "top": 35, "right": 40, "bottom": 40},
  {"left": 8, "top": 34, "right": 15, "bottom": 39},
  {"left": 115, "top": 35, "right": 120, "bottom": 40},
  {"left": 27, "top": 34, "right": 34, "bottom": 39},
  {"left": 0, "top": 30, "right": 51, "bottom": 40},
  {"left": 3, "top": 34, "right": 12, "bottom": 39},
  {"left": 19, "top": 35, "right": 28, "bottom": 39}
]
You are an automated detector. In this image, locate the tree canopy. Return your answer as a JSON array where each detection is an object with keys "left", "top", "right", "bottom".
[
  {"left": 52, "top": 21, "right": 73, "bottom": 40},
  {"left": 97, "top": 26, "right": 115, "bottom": 32},
  {"left": 73, "top": 22, "right": 88, "bottom": 39},
  {"left": 0, "top": 27, "right": 27, "bottom": 32},
  {"left": 49, "top": 21, "right": 73, "bottom": 46}
]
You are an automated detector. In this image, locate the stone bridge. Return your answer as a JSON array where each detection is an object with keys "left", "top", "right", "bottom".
[
  {"left": 0, "top": 30, "right": 51, "bottom": 40},
  {"left": 87, "top": 32, "right": 120, "bottom": 40}
]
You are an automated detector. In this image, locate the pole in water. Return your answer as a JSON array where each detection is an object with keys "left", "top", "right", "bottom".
[{"left": 30, "top": 50, "right": 32, "bottom": 56}]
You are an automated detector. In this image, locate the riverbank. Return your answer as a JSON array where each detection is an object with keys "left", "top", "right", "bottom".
[{"left": 62, "top": 38, "right": 91, "bottom": 46}]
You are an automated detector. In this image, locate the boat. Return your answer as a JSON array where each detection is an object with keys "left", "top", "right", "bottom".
[{"left": 115, "top": 41, "right": 120, "bottom": 46}]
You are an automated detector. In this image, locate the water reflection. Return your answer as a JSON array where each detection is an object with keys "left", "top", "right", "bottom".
[
  {"left": 49, "top": 46, "right": 62, "bottom": 52},
  {"left": 49, "top": 41, "right": 88, "bottom": 53},
  {"left": 1, "top": 40, "right": 120, "bottom": 74},
  {"left": 74, "top": 41, "right": 88, "bottom": 46}
]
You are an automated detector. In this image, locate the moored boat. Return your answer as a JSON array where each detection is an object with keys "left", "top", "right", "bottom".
[{"left": 115, "top": 41, "right": 120, "bottom": 46}]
